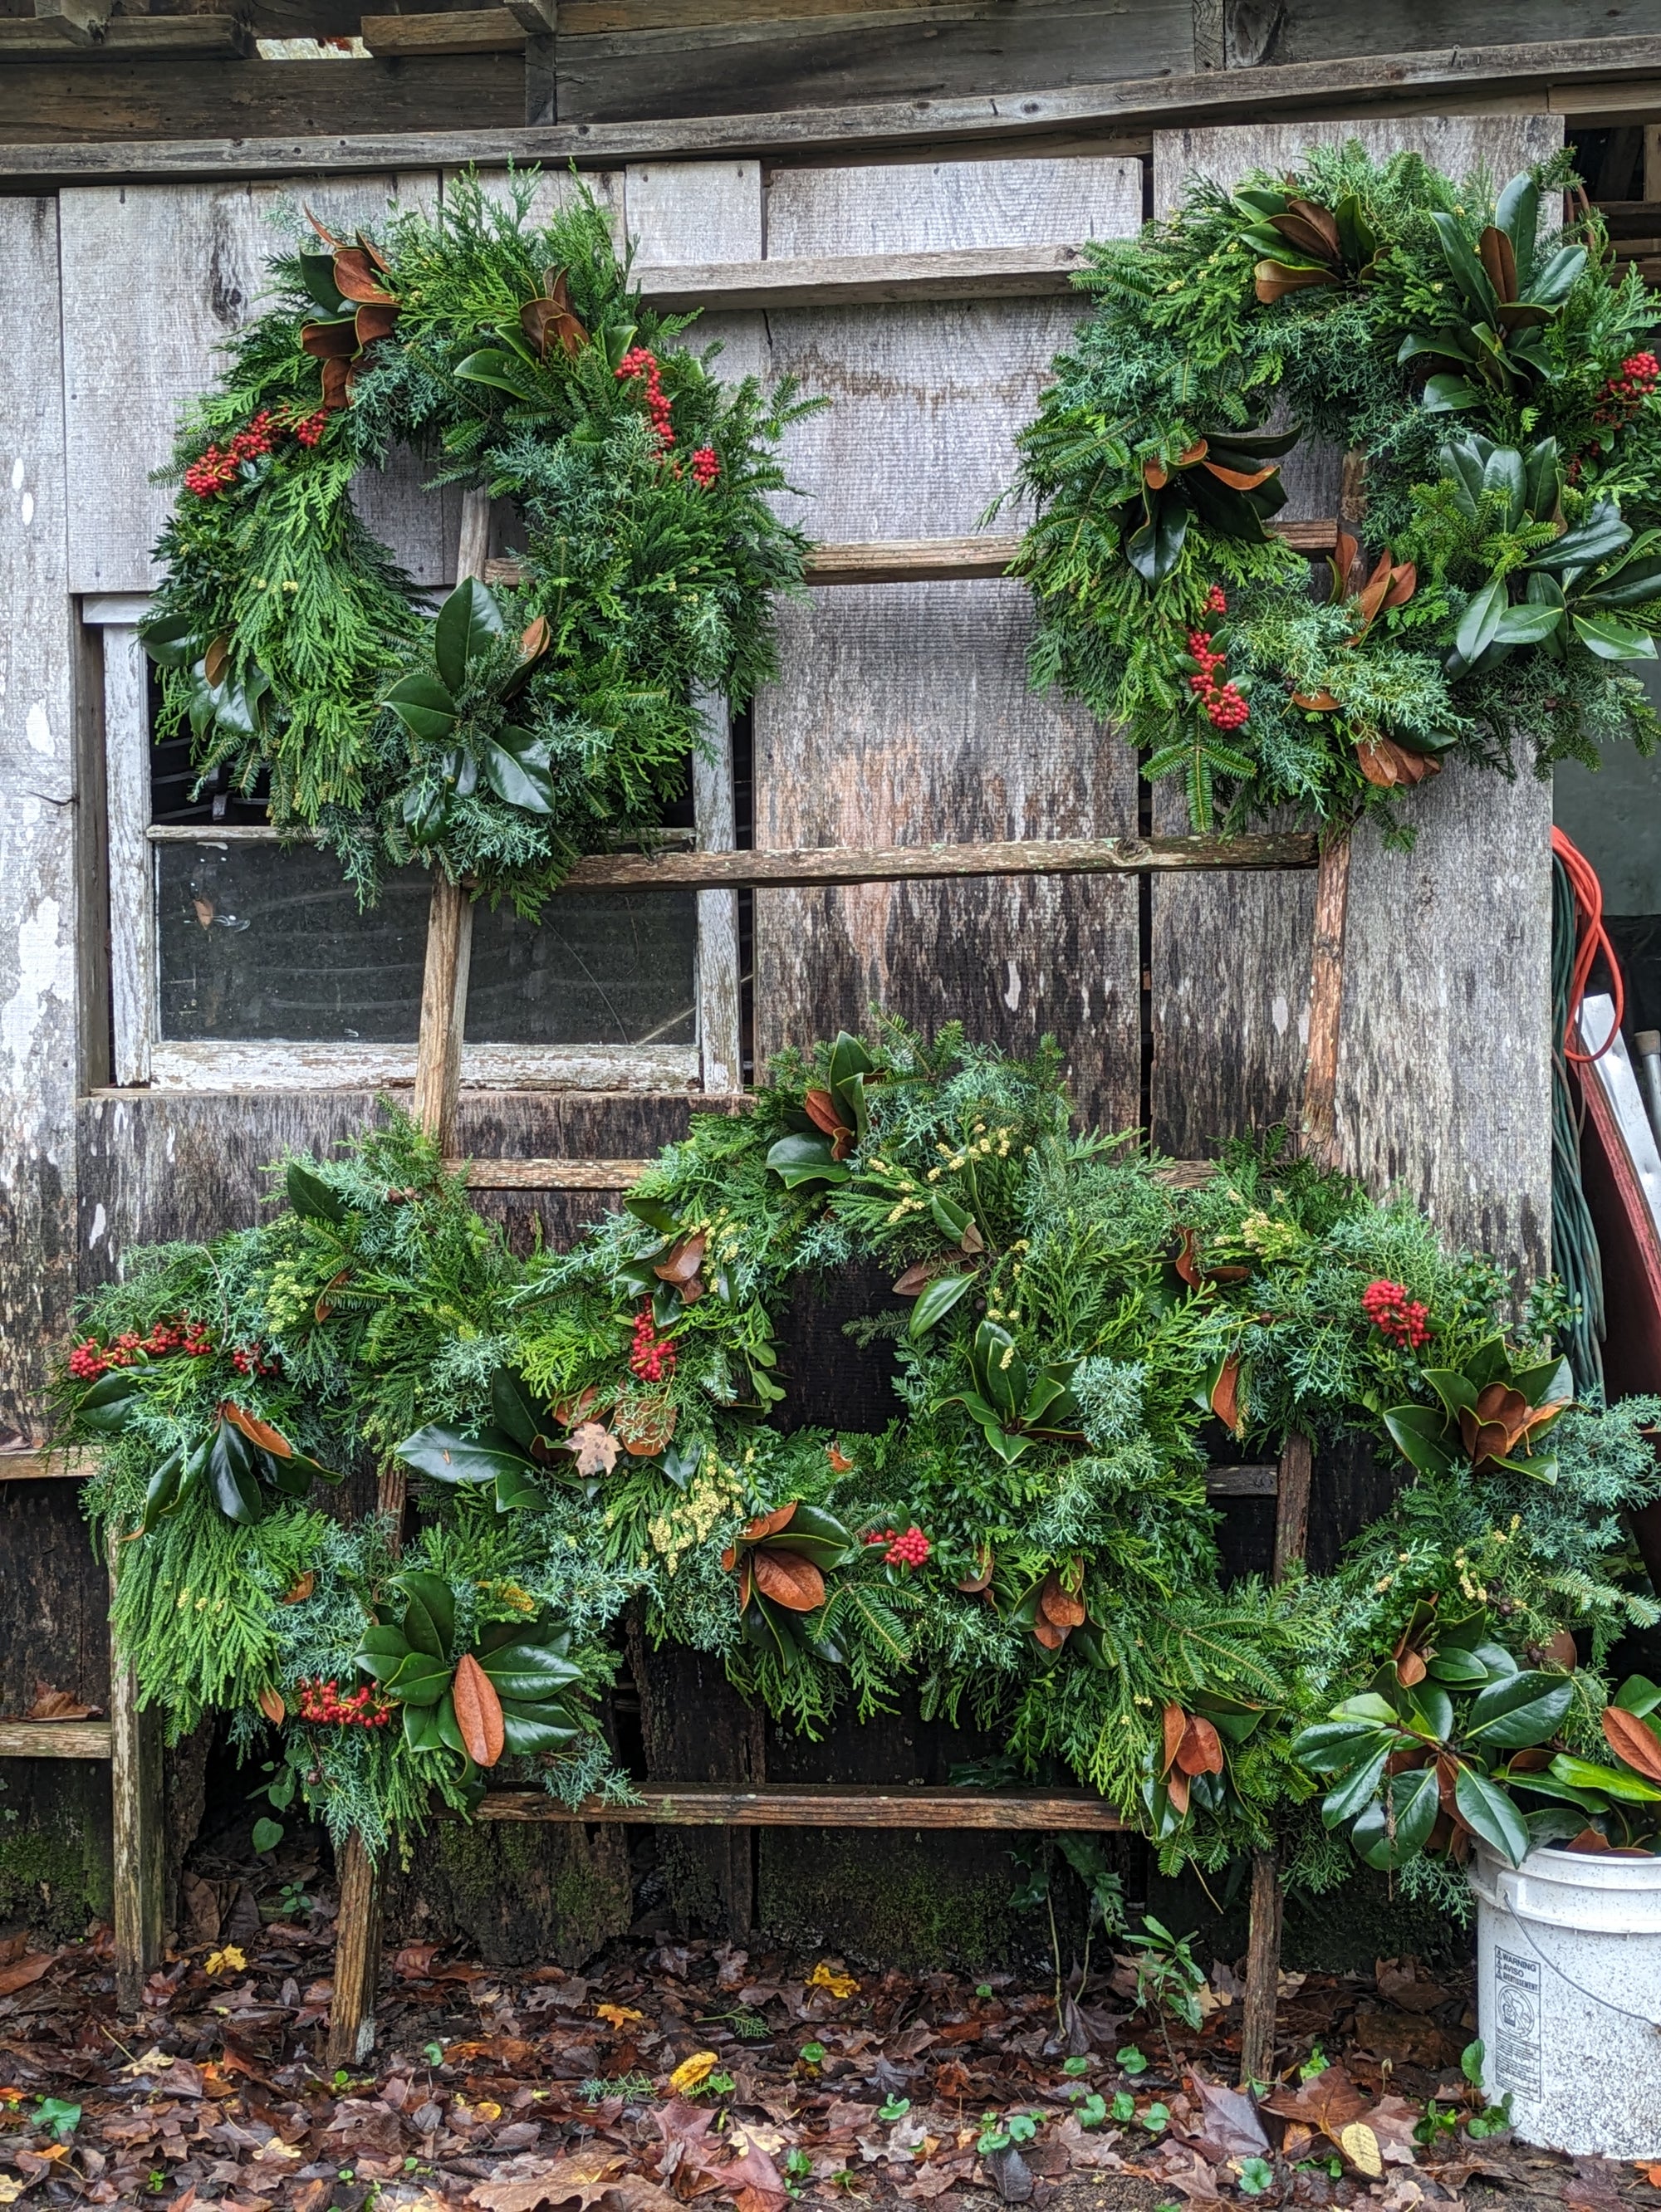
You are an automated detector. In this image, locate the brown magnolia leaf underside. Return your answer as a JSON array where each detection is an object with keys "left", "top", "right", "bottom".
[{"left": 453, "top": 1652, "right": 506, "bottom": 1769}]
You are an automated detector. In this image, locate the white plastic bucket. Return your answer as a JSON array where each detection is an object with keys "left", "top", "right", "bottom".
[{"left": 1471, "top": 1844, "right": 1661, "bottom": 2157}]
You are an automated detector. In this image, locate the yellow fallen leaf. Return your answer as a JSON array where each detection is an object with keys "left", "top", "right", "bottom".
[
  {"left": 203, "top": 1945, "right": 247, "bottom": 1976},
  {"left": 597, "top": 2004, "right": 645, "bottom": 2028},
  {"left": 1339, "top": 2122, "right": 1383, "bottom": 2178},
  {"left": 669, "top": 2051, "right": 719, "bottom": 2095},
  {"left": 808, "top": 1961, "right": 860, "bottom": 1999},
  {"left": 0, "top": 2179, "right": 21, "bottom": 2204},
  {"left": 254, "top": 2136, "right": 301, "bottom": 2163},
  {"left": 473, "top": 2101, "right": 503, "bottom": 2123}
]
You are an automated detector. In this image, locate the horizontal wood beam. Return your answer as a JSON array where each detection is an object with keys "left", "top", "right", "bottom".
[
  {"left": 453, "top": 1151, "right": 1223, "bottom": 1190},
  {"left": 637, "top": 242, "right": 1085, "bottom": 311},
  {"left": 1, "top": 35, "right": 1656, "bottom": 181},
  {"left": 0, "top": 1722, "right": 110, "bottom": 1759},
  {"left": 559, "top": 832, "right": 1317, "bottom": 892},
  {"left": 360, "top": 8, "right": 525, "bottom": 54},
  {"left": 478, "top": 1784, "right": 1127, "bottom": 1828},
  {"left": 0, "top": 12, "right": 252, "bottom": 55},
  {"left": 0, "top": 1449, "right": 96, "bottom": 1481},
  {"left": 483, "top": 521, "right": 1339, "bottom": 595}
]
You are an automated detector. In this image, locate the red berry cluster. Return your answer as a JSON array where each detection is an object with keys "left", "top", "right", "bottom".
[
  {"left": 296, "top": 1679, "right": 393, "bottom": 1727},
  {"left": 1361, "top": 1278, "right": 1432, "bottom": 1351},
  {"left": 1186, "top": 611, "right": 1250, "bottom": 732},
  {"left": 616, "top": 347, "right": 674, "bottom": 448},
  {"left": 69, "top": 1316, "right": 213, "bottom": 1380},
  {"left": 1593, "top": 350, "right": 1660, "bottom": 429},
  {"left": 183, "top": 406, "right": 328, "bottom": 497},
  {"left": 690, "top": 445, "right": 720, "bottom": 489},
  {"left": 230, "top": 1343, "right": 281, "bottom": 1378},
  {"left": 865, "top": 1524, "right": 931, "bottom": 1567},
  {"left": 629, "top": 1307, "right": 677, "bottom": 1382}
]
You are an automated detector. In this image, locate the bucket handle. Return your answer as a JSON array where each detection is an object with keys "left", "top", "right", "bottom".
[{"left": 1499, "top": 1904, "right": 1661, "bottom": 2036}]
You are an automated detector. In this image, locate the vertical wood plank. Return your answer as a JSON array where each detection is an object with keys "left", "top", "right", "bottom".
[
  {"left": 103, "top": 626, "right": 154, "bottom": 1088},
  {"left": 59, "top": 172, "right": 441, "bottom": 595},
  {"left": 110, "top": 1546, "right": 163, "bottom": 2013},
  {"left": 0, "top": 193, "right": 78, "bottom": 1439},
  {"left": 753, "top": 156, "right": 1145, "bottom": 1129},
  {"left": 326, "top": 1833, "right": 384, "bottom": 2067},
  {"left": 693, "top": 685, "right": 742, "bottom": 1094},
  {"left": 1149, "top": 116, "right": 1559, "bottom": 1274}
]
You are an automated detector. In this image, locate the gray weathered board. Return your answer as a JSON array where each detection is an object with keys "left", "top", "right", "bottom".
[
  {"left": 752, "top": 154, "right": 1146, "bottom": 1131},
  {"left": 0, "top": 197, "right": 83, "bottom": 1434},
  {"left": 1149, "top": 115, "right": 1558, "bottom": 1277}
]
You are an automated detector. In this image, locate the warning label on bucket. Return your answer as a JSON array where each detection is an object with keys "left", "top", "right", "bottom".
[{"left": 1493, "top": 1948, "right": 1541, "bottom": 2099}]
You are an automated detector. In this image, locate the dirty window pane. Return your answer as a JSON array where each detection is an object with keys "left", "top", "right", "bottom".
[{"left": 156, "top": 841, "right": 696, "bottom": 1047}]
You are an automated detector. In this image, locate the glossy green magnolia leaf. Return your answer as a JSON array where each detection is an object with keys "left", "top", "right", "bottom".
[
  {"left": 1320, "top": 1740, "right": 1394, "bottom": 1827},
  {"left": 1571, "top": 611, "right": 1657, "bottom": 661},
  {"left": 298, "top": 252, "right": 350, "bottom": 316},
  {"left": 480, "top": 725, "right": 557, "bottom": 815},
  {"left": 489, "top": 1368, "right": 549, "bottom": 1454},
  {"left": 1291, "top": 1716, "right": 1395, "bottom": 1771},
  {"left": 395, "top": 1423, "right": 534, "bottom": 1486},
  {"left": 1432, "top": 212, "right": 1501, "bottom": 320},
  {"left": 209, "top": 1418, "right": 264, "bottom": 1524},
  {"left": 500, "top": 1700, "right": 581, "bottom": 1755},
  {"left": 1495, "top": 174, "right": 1539, "bottom": 262},
  {"left": 1492, "top": 599, "right": 1565, "bottom": 647},
  {"left": 385, "top": 671, "right": 458, "bottom": 744},
  {"left": 1464, "top": 1669, "right": 1571, "bottom": 1750},
  {"left": 766, "top": 1133, "right": 850, "bottom": 1187},
  {"left": 929, "top": 1189, "right": 973, "bottom": 1243},
  {"left": 1454, "top": 576, "right": 1509, "bottom": 667},
  {"left": 625, "top": 1193, "right": 681, "bottom": 1238},
  {"left": 1530, "top": 503, "right": 1631, "bottom": 574},
  {"left": 1126, "top": 497, "right": 1188, "bottom": 585},
  {"left": 285, "top": 1160, "right": 347, "bottom": 1224},
  {"left": 1352, "top": 1765, "right": 1441, "bottom": 1869},
  {"left": 75, "top": 1370, "right": 145, "bottom": 1432},
  {"left": 434, "top": 577, "right": 505, "bottom": 694},
  {"left": 478, "top": 1642, "right": 585, "bottom": 1699},
  {"left": 1453, "top": 1764, "right": 1531, "bottom": 1866},
  {"left": 402, "top": 1699, "right": 447, "bottom": 1753},
  {"left": 1421, "top": 372, "right": 1482, "bottom": 412},
  {"left": 493, "top": 1460, "right": 550, "bottom": 1513},
  {"left": 1383, "top": 1404, "right": 1457, "bottom": 1475},
  {"left": 356, "top": 1626, "right": 412, "bottom": 1682},
  {"left": 453, "top": 348, "right": 551, "bottom": 406},
  {"left": 909, "top": 1272, "right": 976, "bottom": 1338},
  {"left": 1551, "top": 1751, "right": 1661, "bottom": 1803},
  {"left": 385, "top": 1650, "right": 453, "bottom": 1707},
  {"left": 141, "top": 1447, "right": 185, "bottom": 1534},
  {"left": 1402, "top": 1681, "right": 1455, "bottom": 1744},
  {"left": 140, "top": 613, "right": 203, "bottom": 670},
  {"left": 769, "top": 1504, "right": 854, "bottom": 1568},
  {"left": 1616, "top": 1675, "right": 1661, "bottom": 1718}
]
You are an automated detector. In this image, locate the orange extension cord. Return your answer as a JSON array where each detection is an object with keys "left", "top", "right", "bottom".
[{"left": 1552, "top": 825, "right": 1624, "bottom": 1064}]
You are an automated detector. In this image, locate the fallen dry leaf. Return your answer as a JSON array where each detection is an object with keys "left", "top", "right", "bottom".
[
  {"left": 203, "top": 1945, "right": 247, "bottom": 1977},
  {"left": 0, "top": 1950, "right": 54, "bottom": 1999},
  {"left": 596, "top": 2004, "right": 644, "bottom": 2029},
  {"left": 24, "top": 1681, "right": 101, "bottom": 1721},
  {"left": 569, "top": 1422, "right": 620, "bottom": 1479},
  {"left": 808, "top": 1961, "right": 860, "bottom": 1999},
  {"left": 667, "top": 2051, "right": 719, "bottom": 2096}
]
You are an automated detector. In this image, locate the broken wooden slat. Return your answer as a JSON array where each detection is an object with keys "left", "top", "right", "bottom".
[
  {"left": 560, "top": 833, "right": 1316, "bottom": 893},
  {"left": 0, "top": 1722, "right": 111, "bottom": 1759},
  {"left": 360, "top": 9, "right": 526, "bottom": 54},
  {"left": 478, "top": 1785, "right": 1126, "bottom": 1828}
]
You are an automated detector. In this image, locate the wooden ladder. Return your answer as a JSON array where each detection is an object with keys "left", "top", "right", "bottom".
[{"left": 326, "top": 488, "right": 1356, "bottom": 2092}]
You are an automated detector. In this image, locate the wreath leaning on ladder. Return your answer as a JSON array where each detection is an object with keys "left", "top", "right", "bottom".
[
  {"left": 140, "top": 170, "right": 821, "bottom": 913},
  {"left": 1002, "top": 146, "right": 1661, "bottom": 832}
]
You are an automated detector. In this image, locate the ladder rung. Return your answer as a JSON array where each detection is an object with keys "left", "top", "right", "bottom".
[
  {"left": 561, "top": 832, "right": 1316, "bottom": 893},
  {"left": 483, "top": 520, "right": 1339, "bottom": 594},
  {"left": 635, "top": 242, "right": 1087, "bottom": 313},
  {"left": 477, "top": 1784, "right": 1125, "bottom": 1828},
  {"left": 454, "top": 1152, "right": 1221, "bottom": 1190},
  {"left": 0, "top": 1722, "right": 110, "bottom": 1759},
  {"left": 0, "top": 1448, "right": 96, "bottom": 1481}
]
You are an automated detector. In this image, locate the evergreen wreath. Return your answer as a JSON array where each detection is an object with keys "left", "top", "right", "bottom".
[
  {"left": 141, "top": 170, "right": 818, "bottom": 913},
  {"left": 1003, "top": 146, "right": 1661, "bottom": 832},
  {"left": 57, "top": 1022, "right": 1661, "bottom": 1895}
]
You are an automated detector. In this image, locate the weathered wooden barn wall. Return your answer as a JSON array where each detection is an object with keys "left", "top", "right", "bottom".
[{"left": 1149, "top": 112, "right": 1558, "bottom": 1275}]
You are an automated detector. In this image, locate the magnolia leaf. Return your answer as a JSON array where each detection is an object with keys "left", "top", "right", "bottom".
[
  {"left": 220, "top": 1402, "right": 292, "bottom": 1458},
  {"left": 257, "top": 1686, "right": 285, "bottom": 1727},
  {"left": 284, "top": 1160, "right": 346, "bottom": 1223},
  {"left": 1603, "top": 1705, "right": 1661, "bottom": 1783},
  {"left": 568, "top": 1422, "right": 620, "bottom": 1478},
  {"left": 452, "top": 1652, "right": 506, "bottom": 1768},
  {"left": 385, "top": 671, "right": 458, "bottom": 744},
  {"left": 434, "top": 577, "right": 505, "bottom": 694},
  {"left": 910, "top": 1273, "right": 975, "bottom": 1338},
  {"left": 482, "top": 727, "right": 557, "bottom": 815},
  {"left": 1453, "top": 1764, "right": 1531, "bottom": 1866},
  {"left": 750, "top": 1547, "right": 826, "bottom": 1612}
]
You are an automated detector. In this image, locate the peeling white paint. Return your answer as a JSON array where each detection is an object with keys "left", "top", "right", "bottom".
[
  {"left": 24, "top": 703, "right": 51, "bottom": 756},
  {"left": 1, "top": 896, "right": 70, "bottom": 1073},
  {"left": 87, "top": 1203, "right": 106, "bottom": 1250},
  {"left": 8, "top": 458, "right": 21, "bottom": 492},
  {"left": 19, "top": 492, "right": 32, "bottom": 529},
  {"left": 1003, "top": 959, "right": 1021, "bottom": 1013},
  {"left": 1271, "top": 992, "right": 1290, "bottom": 1036}
]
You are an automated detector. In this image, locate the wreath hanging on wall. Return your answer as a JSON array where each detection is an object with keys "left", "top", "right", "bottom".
[
  {"left": 142, "top": 172, "right": 816, "bottom": 912},
  {"left": 56, "top": 1022, "right": 1661, "bottom": 1900},
  {"left": 1005, "top": 147, "right": 1661, "bottom": 830}
]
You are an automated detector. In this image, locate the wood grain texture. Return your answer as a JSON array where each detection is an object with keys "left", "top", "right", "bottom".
[
  {"left": 59, "top": 170, "right": 440, "bottom": 593},
  {"left": 554, "top": 0, "right": 1197, "bottom": 125},
  {"left": 0, "top": 1450, "right": 96, "bottom": 1480},
  {"left": 477, "top": 1784, "right": 1128, "bottom": 1827},
  {"left": 1149, "top": 117, "right": 1557, "bottom": 1276},
  {"left": 102, "top": 626, "right": 153, "bottom": 1087},
  {"left": 0, "top": 12, "right": 252, "bottom": 52},
  {"left": 692, "top": 688, "right": 743, "bottom": 1094},
  {"left": 0, "top": 1476, "right": 112, "bottom": 1715},
  {"left": 110, "top": 1545, "right": 164, "bottom": 2010},
  {"left": 638, "top": 242, "right": 1090, "bottom": 309},
  {"left": 563, "top": 833, "right": 1316, "bottom": 888},
  {"left": 361, "top": 9, "right": 526, "bottom": 52},
  {"left": 77, "top": 1089, "right": 715, "bottom": 1284},
  {"left": 142, "top": 1040, "right": 698, "bottom": 1092},
  {"left": 754, "top": 157, "right": 1144, "bottom": 1130},
  {"left": 0, "top": 195, "right": 78, "bottom": 1440},
  {"left": 0, "top": 1722, "right": 111, "bottom": 1759},
  {"left": 1266, "top": 0, "right": 1640, "bottom": 68},
  {"left": 1, "top": 37, "right": 1658, "bottom": 172},
  {"left": 0, "top": 55, "right": 527, "bottom": 148}
]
